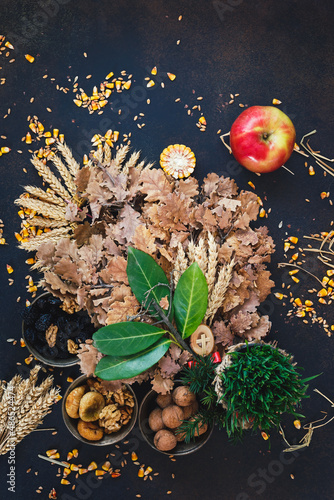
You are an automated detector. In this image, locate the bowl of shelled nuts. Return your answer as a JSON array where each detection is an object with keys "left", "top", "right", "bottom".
[
  {"left": 138, "top": 381, "right": 214, "bottom": 455},
  {"left": 62, "top": 375, "right": 138, "bottom": 446},
  {"left": 22, "top": 292, "right": 96, "bottom": 367}
]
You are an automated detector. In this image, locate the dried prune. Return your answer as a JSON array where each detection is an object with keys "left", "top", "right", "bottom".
[{"left": 35, "top": 313, "right": 52, "bottom": 332}]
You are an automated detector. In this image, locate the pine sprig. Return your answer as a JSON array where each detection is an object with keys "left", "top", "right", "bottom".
[{"left": 180, "top": 355, "right": 216, "bottom": 394}]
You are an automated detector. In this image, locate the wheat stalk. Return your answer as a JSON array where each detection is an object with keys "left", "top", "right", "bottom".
[
  {"left": 14, "top": 196, "right": 67, "bottom": 220},
  {"left": 0, "top": 366, "right": 59, "bottom": 455},
  {"left": 205, "top": 258, "right": 235, "bottom": 324},
  {"left": 31, "top": 157, "right": 72, "bottom": 200},
  {"left": 23, "top": 185, "right": 66, "bottom": 207},
  {"left": 18, "top": 226, "right": 72, "bottom": 251},
  {"left": 56, "top": 142, "right": 81, "bottom": 178},
  {"left": 206, "top": 232, "right": 219, "bottom": 295},
  {"left": 104, "top": 142, "right": 112, "bottom": 165},
  {"left": 51, "top": 155, "right": 77, "bottom": 196}
]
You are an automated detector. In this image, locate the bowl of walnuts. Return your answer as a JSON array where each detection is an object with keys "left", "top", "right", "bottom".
[
  {"left": 138, "top": 381, "right": 214, "bottom": 455},
  {"left": 62, "top": 375, "right": 138, "bottom": 446}
]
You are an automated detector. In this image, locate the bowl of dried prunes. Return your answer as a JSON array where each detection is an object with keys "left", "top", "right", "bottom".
[{"left": 22, "top": 292, "right": 95, "bottom": 367}]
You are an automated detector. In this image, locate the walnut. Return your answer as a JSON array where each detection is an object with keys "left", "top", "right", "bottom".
[
  {"left": 113, "top": 389, "right": 125, "bottom": 406},
  {"left": 60, "top": 296, "right": 81, "bottom": 314},
  {"left": 123, "top": 390, "right": 135, "bottom": 408},
  {"left": 67, "top": 339, "right": 79, "bottom": 355},
  {"left": 99, "top": 404, "right": 122, "bottom": 433},
  {"left": 45, "top": 324, "right": 58, "bottom": 348}
]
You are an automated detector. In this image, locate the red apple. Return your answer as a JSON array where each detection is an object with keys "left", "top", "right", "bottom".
[{"left": 229, "top": 106, "right": 296, "bottom": 173}]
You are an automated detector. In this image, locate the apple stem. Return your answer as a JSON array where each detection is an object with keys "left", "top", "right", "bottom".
[{"left": 220, "top": 132, "right": 232, "bottom": 154}]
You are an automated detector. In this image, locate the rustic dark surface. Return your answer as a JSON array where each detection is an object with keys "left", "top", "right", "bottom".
[{"left": 0, "top": 1, "right": 333, "bottom": 499}]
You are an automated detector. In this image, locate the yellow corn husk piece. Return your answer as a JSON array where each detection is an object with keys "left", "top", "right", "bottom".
[
  {"left": 160, "top": 144, "right": 196, "bottom": 179},
  {"left": 25, "top": 54, "right": 35, "bottom": 63}
]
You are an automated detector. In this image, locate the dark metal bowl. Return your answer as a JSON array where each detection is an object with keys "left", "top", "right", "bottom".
[
  {"left": 62, "top": 375, "right": 138, "bottom": 446},
  {"left": 138, "top": 381, "right": 214, "bottom": 455},
  {"left": 22, "top": 292, "right": 81, "bottom": 368}
]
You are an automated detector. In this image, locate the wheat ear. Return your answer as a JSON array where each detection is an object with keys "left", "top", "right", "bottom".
[
  {"left": 14, "top": 197, "right": 67, "bottom": 220},
  {"left": 187, "top": 240, "right": 196, "bottom": 264},
  {"left": 18, "top": 226, "right": 72, "bottom": 251},
  {"left": 114, "top": 144, "right": 130, "bottom": 170},
  {"left": 205, "top": 258, "right": 235, "bottom": 324},
  {"left": 174, "top": 242, "right": 189, "bottom": 286},
  {"left": 28, "top": 217, "right": 68, "bottom": 228},
  {"left": 122, "top": 150, "right": 141, "bottom": 175},
  {"left": 206, "top": 232, "right": 219, "bottom": 294},
  {"left": 51, "top": 155, "right": 77, "bottom": 196},
  {"left": 56, "top": 142, "right": 80, "bottom": 178},
  {"left": 31, "top": 157, "right": 71, "bottom": 200},
  {"left": 104, "top": 143, "right": 112, "bottom": 165},
  {"left": 23, "top": 185, "right": 66, "bottom": 207},
  {"left": 194, "top": 237, "right": 208, "bottom": 276}
]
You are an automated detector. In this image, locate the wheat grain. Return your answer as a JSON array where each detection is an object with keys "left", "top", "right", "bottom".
[
  {"left": 18, "top": 226, "right": 72, "bottom": 251},
  {"left": 56, "top": 142, "right": 80, "bottom": 178},
  {"left": 14, "top": 196, "right": 67, "bottom": 220},
  {"left": 51, "top": 155, "right": 77, "bottom": 196},
  {"left": 206, "top": 232, "right": 219, "bottom": 295},
  {"left": 23, "top": 185, "right": 66, "bottom": 207},
  {"left": 205, "top": 258, "right": 235, "bottom": 324},
  {"left": 31, "top": 157, "right": 71, "bottom": 200}
]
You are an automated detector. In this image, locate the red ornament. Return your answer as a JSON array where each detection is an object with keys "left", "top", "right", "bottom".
[{"left": 211, "top": 351, "right": 221, "bottom": 363}]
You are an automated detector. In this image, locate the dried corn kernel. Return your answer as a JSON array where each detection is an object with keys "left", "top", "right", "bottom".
[
  {"left": 88, "top": 461, "right": 97, "bottom": 471},
  {"left": 131, "top": 452, "right": 138, "bottom": 461},
  {"left": 61, "top": 479, "right": 70, "bottom": 485},
  {"left": 289, "top": 269, "right": 299, "bottom": 275},
  {"left": 138, "top": 467, "right": 144, "bottom": 478},
  {"left": 167, "top": 72, "right": 176, "bottom": 81},
  {"left": 294, "top": 420, "right": 301, "bottom": 429},
  {"left": 274, "top": 292, "right": 284, "bottom": 300},
  {"left": 144, "top": 466, "right": 153, "bottom": 476},
  {"left": 291, "top": 253, "right": 298, "bottom": 261},
  {"left": 326, "top": 270, "right": 334, "bottom": 277},
  {"left": 67, "top": 452, "right": 73, "bottom": 461},
  {"left": 105, "top": 72, "right": 114, "bottom": 80},
  {"left": 288, "top": 236, "right": 298, "bottom": 244},
  {"left": 308, "top": 166, "right": 315, "bottom": 175},
  {"left": 123, "top": 80, "right": 131, "bottom": 90},
  {"left": 46, "top": 449, "right": 58, "bottom": 457},
  {"left": 72, "top": 449, "right": 78, "bottom": 458},
  {"left": 160, "top": 144, "right": 196, "bottom": 179},
  {"left": 291, "top": 276, "right": 300, "bottom": 283},
  {"left": 111, "top": 472, "right": 121, "bottom": 478},
  {"left": 95, "top": 470, "right": 106, "bottom": 476},
  {"left": 259, "top": 208, "right": 266, "bottom": 218},
  {"left": 1, "top": 147, "right": 10, "bottom": 154},
  {"left": 25, "top": 132, "right": 32, "bottom": 144},
  {"left": 294, "top": 298, "right": 302, "bottom": 307},
  {"left": 198, "top": 116, "right": 207, "bottom": 126},
  {"left": 6, "top": 264, "right": 13, "bottom": 274},
  {"left": 102, "top": 461, "right": 111, "bottom": 471},
  {"left": 261, "top": 431, "right": 269, "bottom": 440},
  {"left": 79, "top": 468, "right": 88, "bottom": 475},
  {"left": 272, "top": 98, "right": 281, "bottom": 105},
  {"left": 151, "top": 66, "right": 157, "bottom": 75},
  {"left": 73, "top": 99, "right": 82, "bottom": 107},
  {"left": 317, "top": 288, "right": 327, "bottom": 297},
  {"left": 284, "top": 242, "right": 290, "bottom": 252},
  {"left": 147, "top": 80, "right": 155, "bottom": 88},
  {"left": 25, "top": 54, "right": 35, "bottom": 63},
  {"left": 304, "top": 300, "right": 313, "bottom": 307}
]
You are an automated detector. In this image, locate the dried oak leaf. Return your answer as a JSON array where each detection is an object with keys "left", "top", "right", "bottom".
[
  {"left": 140, "top": 167, "right": 174, "bottom": 202},
  {"left": 55, "top": 237, "right": 79, "bottom": 262},
  {"left": 151, "top": 372, "right": 174, "bottom": 395},
  {"left": 159, "top": 296, "right": 169, "bottom": 310},
  {"left": 212, "top": 320, "right": 234, "bottom": 347},
  {"left": 106, "top": 296, "right": 139, "bottom": 324},
  {"left": 98, "top": 256, "right": 128, "bottom": 285},
  {"left": 44, "top": 271, "right": 77, "bottom": 295},
  {"left": 118, "top": 204, "right": 142, "bottom": 243},
  {"left": 255, "top": 269, "right": 275, "bottom": 302},
  {"left": 73, "top": 221, "right": 95, "bottom": 246},
  {"left": 53, "top": 258, "right": 82, "bottom": 286},
  {"left": 132, "top": 225, "right": 157, "bottom": 255},
  {"left": 158, "top": 193, "right": 190, "bottom": 232},
  {"left": 76, "top": 165, "right": 91, "bottom": 192},
  {"left": 242, "top": 315, "right": 271, "bottom": 341},
  {"left": 229, "top": 311, "right": 258, "bottom": 334},
  {"left": 175, "top": 177, "right": 199, "bottom": 199},
  {"left": 202, "top": 172, "right": 220, "bottom": 197},
  {"left": 36, "top": 241, "right": 57, "bottom": 268},
  {"left": 158, "top": 354, "right": 180, "bottom": 378},
  {"left": 77, "top": 342, "right": 102, "bottom": 377},
  {"left": 86, "top": 180, "right": 110, "bottom": 220}
]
